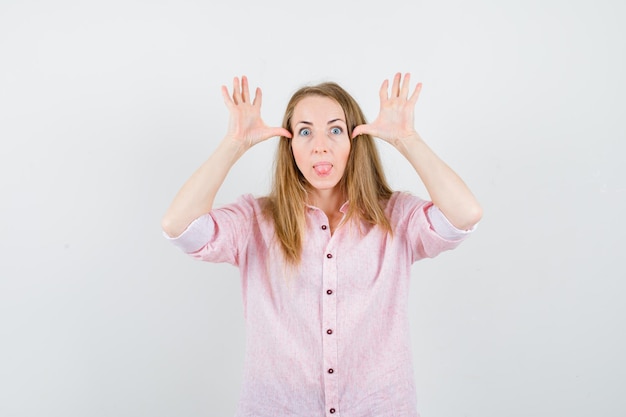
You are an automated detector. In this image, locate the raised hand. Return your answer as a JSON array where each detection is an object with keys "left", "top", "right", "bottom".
[
  {"left": 161, "top": 76, "right": 292, "bottom": 237},
  {"left": 221, "top": 75, "right": 292, "bottom": 150},
  {"left": 352, "top": 72, "right": 422, "bottom": 147}
]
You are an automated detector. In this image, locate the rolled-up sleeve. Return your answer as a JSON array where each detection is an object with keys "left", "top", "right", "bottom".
[
  {"left": 163, "top": 214, "right": 215, "bottom": 253},
  {"left": 163, "top": 194, "right": 257, "bottom": 266},
  {"left": 426, "top": 204, "right": 477, "bottom": 240},
  {"left": 390, "top": 192, "right": 473, "bottom": 263}
]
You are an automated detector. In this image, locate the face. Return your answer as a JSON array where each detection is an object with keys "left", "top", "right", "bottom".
[{"left": 290, "top": 95, "right": 351, "bottom": 200}]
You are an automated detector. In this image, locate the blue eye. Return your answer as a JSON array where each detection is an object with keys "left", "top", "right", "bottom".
[
  {"left": 299, "top": 128, "right": 311, "bottom": 136},
  {"left": 330, "top": 127, "right": 342, "bottom": 135}
]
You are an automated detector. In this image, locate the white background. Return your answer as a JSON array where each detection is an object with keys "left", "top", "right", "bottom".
[{"left": 1, "top": 0, "right": 625, "bottom": 416}]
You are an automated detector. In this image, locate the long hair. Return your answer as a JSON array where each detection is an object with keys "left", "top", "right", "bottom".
[{"left": 264, "top": 82, "right": 393, "bottom": 265}]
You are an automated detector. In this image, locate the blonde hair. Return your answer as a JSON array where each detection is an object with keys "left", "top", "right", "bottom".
[{"left": 264, "top": 82, "right": 393, "bottom": 265}]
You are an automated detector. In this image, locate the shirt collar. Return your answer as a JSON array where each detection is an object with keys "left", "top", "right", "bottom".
[{"left": 305, "top": 201, "right": 350, "bottom": 214}]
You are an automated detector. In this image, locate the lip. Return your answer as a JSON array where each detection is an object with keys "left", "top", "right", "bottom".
[{"left": 313, "top": 162, "right": 333, "bottom": 169}]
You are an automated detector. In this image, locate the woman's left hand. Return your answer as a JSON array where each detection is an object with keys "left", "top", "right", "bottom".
[{"left": 352, "top": 72, "right": 422, "bottom": 147}]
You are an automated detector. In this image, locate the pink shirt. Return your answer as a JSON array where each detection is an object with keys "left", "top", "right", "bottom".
[{"left": 166, "top": 191, "right": 472, "bottom": 417}]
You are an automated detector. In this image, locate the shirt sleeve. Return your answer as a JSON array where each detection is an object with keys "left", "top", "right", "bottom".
[
  {"left": 162, "top": 194, "right": 257, "bottom": 266},
  {"left": 391, "top": 192, "right": 473, "bottom": 263},
  {"left": 426, "top": 204, "right": 477, "bottom": 240},
  {"left": 163, "top": 214, "right": 215, "bottom": 253}
]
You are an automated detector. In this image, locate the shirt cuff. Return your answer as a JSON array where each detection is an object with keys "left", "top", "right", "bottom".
[
  {"left": 426, "top": 205, "right": 477, "bottom": 240},
  {"left": 162, "top": 214, "right": 214, "bottom": 253}
]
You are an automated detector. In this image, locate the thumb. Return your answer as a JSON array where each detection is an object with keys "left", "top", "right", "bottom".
[
  {"left": 351, "top": 124, "right": 370, "bottom": 139},
  {"left": 269, "top": 127, "right": 292, "bottom": 139}
]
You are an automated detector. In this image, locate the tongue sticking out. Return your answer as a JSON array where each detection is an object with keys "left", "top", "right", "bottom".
[{"left": 314, "top": 163, "right": 332, "bottom": 176}]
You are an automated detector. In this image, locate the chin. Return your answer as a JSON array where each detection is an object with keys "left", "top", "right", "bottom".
[{"left": 307, "top": 180, "right": 341, "bottom": 192}]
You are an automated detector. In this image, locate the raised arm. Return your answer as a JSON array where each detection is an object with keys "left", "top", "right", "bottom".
[
  {"left": 352, "top": 72, "right": 482, "bottom": 230},
  {"left": 161, "top": 76, "right": 291, "bottom": 237}
]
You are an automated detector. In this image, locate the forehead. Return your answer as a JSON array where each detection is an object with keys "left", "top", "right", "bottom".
[{"left": 292, "top": 95, "right": 345, "bottom": 122}]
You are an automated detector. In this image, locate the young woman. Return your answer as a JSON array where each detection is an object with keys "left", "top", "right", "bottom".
[{"left": 162, "top": 73, "right": 482, "bottom": 417}]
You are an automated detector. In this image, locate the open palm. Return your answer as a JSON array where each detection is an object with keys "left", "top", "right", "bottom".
[
  {"left": 222, "top": 76, "right": 291, "bottom": 150},
  {"left": 352, "top": 73, "right": 422, "bottom": 147}
]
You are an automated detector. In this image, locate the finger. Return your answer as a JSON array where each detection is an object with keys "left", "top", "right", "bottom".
[
  {"left": 232, "top": 76, "right": 240, "bottom": 105},
  {"left": 400, "top": 73, "right": 411, "bottom": 98},
  {"left": 258, "top": 127, "right": 292, "bottom": 142},
  {"left": 241, "top": 75, "right": 250, "bottom": 103},
  {"left": 273, "top": 127, "right": 292, "bottom": 139},
  {"left": 351, "top": 124, "right": 370, "bottom": 138},
  {"left": 221, "top": 85, "right": 234, "bottom": 107},
  {"left": 408, "top": 82, "right": 423, "bottom": 104},
  {"left": 391, "top": 72, "right": 401, "bottom": 97},
  {"left": 379, "top": 79, "right": 389, "bottom": 102},
  {"left": 252, "top": 87, "right": 262, "bottom": 107}
]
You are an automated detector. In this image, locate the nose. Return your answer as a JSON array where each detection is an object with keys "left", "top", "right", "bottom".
[{"left": 312, "top": 131, "right": 329, "bottom": 154}]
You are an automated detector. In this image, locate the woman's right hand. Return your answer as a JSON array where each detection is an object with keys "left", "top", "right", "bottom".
[{"left": 221, "top": 76, "right": 292, "bottom": 151}]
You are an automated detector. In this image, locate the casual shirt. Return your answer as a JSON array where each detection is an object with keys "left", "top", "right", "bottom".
[{"left": 165, "top": 191, "right": 473, "bottom": 417}]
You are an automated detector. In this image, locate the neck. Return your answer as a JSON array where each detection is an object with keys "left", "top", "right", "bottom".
[{"left": 307, "top": 188, "right": 345, "bottom": 219}]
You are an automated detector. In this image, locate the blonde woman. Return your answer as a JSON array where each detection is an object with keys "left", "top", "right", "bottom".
[{"left": 162, "top": 73, "right": 482, "bottom": 416}]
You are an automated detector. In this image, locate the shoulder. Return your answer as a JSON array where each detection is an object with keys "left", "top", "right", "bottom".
[
  {"left": 384, "top": 191, "right": 430, "bottom": 215},
  {"left": 224, "top": 193, "right": 267, "bottom": 212},
  {"left": 381, "top": 191, "right": 435, "bottom": 233},
  {"left": 208, "top": 194, "right": 270, "bottom": 225}
]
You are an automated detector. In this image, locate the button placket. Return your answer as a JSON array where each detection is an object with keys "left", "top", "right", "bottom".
[{"left": 321, "top": 242, "right": 339, "bottom": 415}]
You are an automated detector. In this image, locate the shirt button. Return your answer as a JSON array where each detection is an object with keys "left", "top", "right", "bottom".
[
  {"left": 327, "top": 329, "right": 333, "bottom": 334},
  {"left": 330, "top": 408, "right": 336, "bottom": 414},
  {"left": 328, "top": 368, "right": 334, "bottom": 374},
  {"left": 326, "top": 253, "right": 333, "bottom": 259},
  {"left": 321, "top": 225, "right": 327, "bottom": 230},
  {"left": 326, "top": 289, "right": 333, "bottom": 295}
]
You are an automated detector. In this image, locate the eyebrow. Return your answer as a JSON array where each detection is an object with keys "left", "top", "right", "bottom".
[{"left": 294, "top": 118, "right": 346, "bottom": 126}]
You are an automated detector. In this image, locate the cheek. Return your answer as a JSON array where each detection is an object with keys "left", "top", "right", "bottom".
[
  {"left": 290, "top": 143, "right": 299, "bottom": 158},
  {"left": 338, "top": 139, "right": 352, "bottom": 164},
  {"left": 291, "top": 144, "right": 306, "bottom": 169}
]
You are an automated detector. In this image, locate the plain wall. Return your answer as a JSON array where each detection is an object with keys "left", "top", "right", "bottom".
[{"left": 1, "top": 0, "right": 624, "bottom": 416}]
